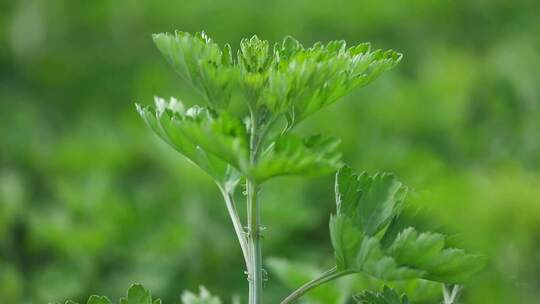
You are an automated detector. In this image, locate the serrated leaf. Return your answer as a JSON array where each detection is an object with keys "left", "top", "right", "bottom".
[
  {"left": 238, "top": 35, "right": 271, "bottom": 74},
  {"left": 335, "top": 166, "right": 407, "bottom": 237},
  {"left": 354, "top": 286, "right": 409, "bottom": 304},
  {"left": 356, "top": 237, "right": 423, "bottom": 280},
  {"left": 177, "top": 107, "right": 249, "bottom": 169},
  {"left": 250, "top": 134, "right": 341, "bottom": 181},
  {"left": 152, "top": 31, "right": 401, "bottom": 129},
  {"left": 152, "top": 31, "right": 238, "bottom": 108},
  {"left": 387, "top": 228, "right": 486, "bottom": 283},
  {"left": 264, "top": 39, "right": 402, "bottom": 127},
  {"left": 65, "top": 285, "right": 160, "bottom": 304},
  {"left": 330, "top": 215, "right": 363, "bottom": 270},
  {"left": 330, "top": 166, "right": 484, "bottom": 284},
  {"left": 87, "top": 295, "right": 112, "bottom": 304},
  {"left": 329, "top": 214, "right": 421, "bottom": 280},
  {"left": 123, "top": 284, "right": 153, "bottom": 304},
  {"left": 181, "top": 286, "right": 222, "bottom": 304},
  {"left": 136, "top": 97, "right": 243, "bottom": 189}
]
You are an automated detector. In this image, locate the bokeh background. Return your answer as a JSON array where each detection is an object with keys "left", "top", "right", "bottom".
[{"left": 1, "top": 0, "right": 539, "bottom": 303}]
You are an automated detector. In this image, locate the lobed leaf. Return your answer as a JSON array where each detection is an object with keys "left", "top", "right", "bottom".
[
  {"left": 335, "top": 166, "right": 407, "bottom": 237},
  {"left": 153, "top": 31, "right": 238, "bottom": 108},
  {"left": 138, "top": 97, "right": 342, "bottom": 184},
  {"left": 88, "top": 296, "right": 112, "bottom": 304},
  {"left": 263, "top": 38, "right": 402, "bottom": 127},
  {"left": 152, "top": 31, "right": 402, "bottom": 129},
  {"left": 354, "top": 286, "right": 409, "bottom": 304},
  {"left": 387, "top": 228, "right": 486, "bottom": 283},
  {"left": 250, "top": 134, "right": 342, "bottom": 181},
  {"left": 136, "top": 97, "right": 244, "bottom": 189},
  {"left": 330, "top": 214, "right": 421, "bottom": 280},
  {"left": 121, "top": 284, "right": 154, "bottom": 304},
  {"left": 330, "top": 166, "right": 484, "bottom": 284},
  {"left": 63, "top": 284, "right": 161, "bottom": 304}
]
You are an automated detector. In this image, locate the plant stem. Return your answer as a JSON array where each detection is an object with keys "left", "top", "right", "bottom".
[
  {"left": 442, "top": 284, "right": 462, "bottom": 304},
  {"left": 247, "top": 179, "right": 262, "bottom": 304},
  {"left": 248, "top": 110, "right": 263, "bottom": 304},
  {"left": 218, "top": 185, "right": 250, "bottom": 272},
  {"left": 280, "top": 267, "right": 353, "bottom": 304}
]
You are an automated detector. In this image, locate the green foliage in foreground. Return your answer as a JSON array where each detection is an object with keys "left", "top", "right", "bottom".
[
  {"left": 57, "top": 284, "right": 225, "bottom": 304},
  {"left": 354, "top": 286, "right": 408, "bottom": 304},
  {"left": 55, "top": 284, "right": 161, "bottom": 304},
  {"left": 62, "top": 31, "right": 484, "bottom": 304}
]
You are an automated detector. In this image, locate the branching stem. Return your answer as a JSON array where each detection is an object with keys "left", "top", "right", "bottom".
[
  {"left": 247, "top": 110, "right": 263, "bottom": 304},
  {"left": 442, "top": 284, "right": 462, "bottom": 304}
]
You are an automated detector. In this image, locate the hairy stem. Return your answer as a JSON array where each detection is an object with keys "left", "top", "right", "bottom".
[
  {"left": 280, "top": 267, "right": 353, "bottom": 304},
  {"left": 218, "top": 185, "right": 250, "bottom": 273}
]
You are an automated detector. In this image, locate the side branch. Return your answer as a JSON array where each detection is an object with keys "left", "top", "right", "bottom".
[
  {"left": 218, "top": 185, "right": 250, "bottom": 271},
  {"left": 280, "top": 267, "right": 353, "bottom": 304}
]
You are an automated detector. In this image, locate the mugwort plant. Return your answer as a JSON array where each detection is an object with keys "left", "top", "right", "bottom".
[{"left": 63, "top": 32, "right": 484, "bottom": 304}]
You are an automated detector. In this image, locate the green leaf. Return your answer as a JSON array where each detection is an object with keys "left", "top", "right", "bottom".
[
  {"left": 250, "top": 134, "right": 342, "bottom": 181},
  {"left": 152, "top": 31, "right": 401, "bottom": 129},
  {"left": 263, "top": 39, "right": 402, "bottom": 127},
  {"left": 136, "top": 97, "right": 243, "bottom": 189},
  {"left": 177, "top": 106, "right": 249, "bottom": 169},
  {"left": 153, "top": 31, "right": 238, "bottom": 108},
  {"left": 329, "top": 214, "right": 421, "bottom": 280},
  {"left": 87, "top": 295, "right": 112, "bottom": 304},
  {"left": 236, "top": 35, "right": 272, "bottom": 106},
  {"left": 121, "top": 284, "right": 153, "bottom": 304},
  {"left": 238, "top": 35, "right": 271, "bottom": 74},
  {"left": 354, "top": 286, "right": 409, "bottom": 304},
  {"left": 386, "top": 227, "right": 486, "bottom": 283},
  {"left": 355, "top": 237, "right": 423, "bottom": 280},
  {"left": 329, "top": 215, "right": 363, "bottom": 270},
  {"left": 181, "top": 286, "right": 222, "bottom": 304},
  {"left": 64, "top": 285, "right": 160, "bottom": 304},
  {"left": 335, "top": 166, "right": 407, "bottom": 238},
  {"left": 330, "top": 166, "right": 484, "bottom": 284}
]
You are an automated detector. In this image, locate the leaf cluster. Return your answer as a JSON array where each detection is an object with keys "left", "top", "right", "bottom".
[
  {"left": 138, "top": 31, "right": 401, "bottom": 187},
  {"left": 152, "top": 31, "right": 401, "bottom": 124},
  {"left": 57, "top": 284, "right": 161, "bottom": 304},
  {"left": 57, "top": 285, "right": 224, "bottom": 304},
  {"left": 354, "top": 286, "right": 408, "bottom": 304}
]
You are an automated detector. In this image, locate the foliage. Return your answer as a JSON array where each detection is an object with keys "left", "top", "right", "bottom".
[
  {"left": 152, "top": 31, "right": 401, "bottom": 129},
  {"left": 354, "top": 286, "right": 408, "bottom": 304},
  {"left": 54, "top": 285, "right": 162, "bottom": 304}
]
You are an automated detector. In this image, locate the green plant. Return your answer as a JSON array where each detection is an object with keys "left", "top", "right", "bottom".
[{"left": 64, "top": 31, "right": 484, "bottom": 304}]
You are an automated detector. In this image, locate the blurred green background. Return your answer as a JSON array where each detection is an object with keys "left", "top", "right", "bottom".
[{"left": 1, "top": 0, "right": 539, "bottom": 303}]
